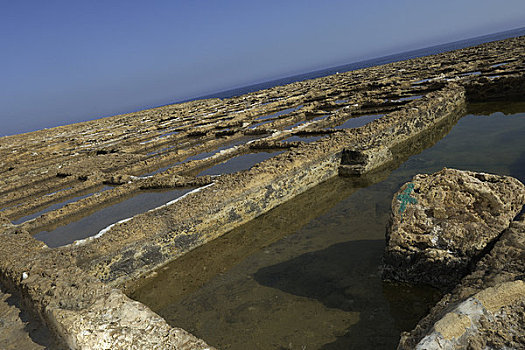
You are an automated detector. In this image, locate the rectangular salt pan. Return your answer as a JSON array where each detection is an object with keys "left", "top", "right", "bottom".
[
  {"left": 196, "top": 151, "right": 285, "bottom": 176},
  {"left": 140, "top": 135, "right": 263, "bottom": 176},
  {"left": 255, "top": 105, "right": 303, "bottom": 121},
  {"left": 33, "top": 188, "right": 193, "bottom": 247},
  {"left": 333, "top": 114, "right": 384, "bottom": 130},
  {"left": 12, "top": 186, "right": 112, "bottom": 225}
]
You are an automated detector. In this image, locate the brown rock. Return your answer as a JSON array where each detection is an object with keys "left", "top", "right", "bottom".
[
  {"left": 383, "top": 168, "right": 525, "bottom": 290},
  {"left": 0, "top": 213, "right": 12, "bottom": 227},
  {"left": 399, "top": 208, "right": 525, "bottom": 349}
]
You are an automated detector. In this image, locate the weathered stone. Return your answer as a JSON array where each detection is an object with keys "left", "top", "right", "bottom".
[
  {"left": 0, "top": 285, "right": 62, "bottom": 350},
  {"left": 0, "top": 213, "right": 11, "bottom": 227},
  {"left": 0, "top": 231, "right": 215, "bottom": 350},
  {"left": 49, "top": 289, "right": 214, "bottom": 350},
  {"left": 413, "top": 281, "right": 525, "bottom": 349},
  {"left": 399, "top": 207, "right": 525, "bottom": 349},
  {"left": 339, "top": 145, "right": 393, "bottom": 175},
  {"left": 383, "top": 168, "right": 525, "bottom": 290}
]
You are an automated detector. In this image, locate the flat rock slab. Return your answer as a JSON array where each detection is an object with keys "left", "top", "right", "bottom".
[
  {"left": 383, "top": 168, "right": 525, "bottom": 290},
  {"left": 414, "top": 280, "right": 525, "bottom": 349}
]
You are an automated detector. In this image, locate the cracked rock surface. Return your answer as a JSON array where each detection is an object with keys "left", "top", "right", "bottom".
[
  {"left": 383, "top": 168, "right": 525, "bottom": 290},
  {"left": 400, "top": 212, "right": 525, "bottom": 349}
]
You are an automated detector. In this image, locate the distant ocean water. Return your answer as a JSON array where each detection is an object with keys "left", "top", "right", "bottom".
[{"left": 196, "top": 26, "right": 525, "bottom": 101}]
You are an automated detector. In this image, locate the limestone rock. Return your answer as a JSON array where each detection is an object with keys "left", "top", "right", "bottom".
[
  {"left": 50, "top": 289, "right": 214, "bottom": 350},
  {"left": 383, "top": 168, "right": 525, "bottom": 290},
  {"left": 399, "top": 207, "right": 525, "bottom": 349},
  {"left": 0, "top": 213, "right": 12, "bottom": 227},
  {"left": 414, "top": 281, "right": 525, "bottom": 350}
]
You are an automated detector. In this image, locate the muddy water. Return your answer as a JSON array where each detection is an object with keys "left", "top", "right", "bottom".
[
  {"left": 131, "top": 103, "right": 525, "bottom": 349},
  {"left": 33, "top": 188, "right": 192, "bottom": 247}
]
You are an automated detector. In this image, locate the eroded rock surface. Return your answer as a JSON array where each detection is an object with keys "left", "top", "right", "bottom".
[
  {"left": 383, "top": 168, "right": 525, "bottom": 290},
  {"left": 413, "top": 281, "right": 525, "bottom": 349},
  {"left": 0, "top": 229, "right": 215, "bottom": 350},
  {"left": 400, "top": 212, "right": 525, "bottom": 349}
]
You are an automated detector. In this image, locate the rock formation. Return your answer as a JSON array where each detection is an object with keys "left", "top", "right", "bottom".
[
  {"left": 400, "top": 208, "right": 525, "bottom": 349},
  {"left": 383, "top": 168, "right": 525, "bottom": 290}
]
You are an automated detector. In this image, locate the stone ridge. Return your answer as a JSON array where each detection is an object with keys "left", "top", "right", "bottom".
[
  {"left": 0, "top": 224, "right": 215, "bottom": 349},
  {"left": 75, "top": 85, "right": 466, "bottom": 286}
]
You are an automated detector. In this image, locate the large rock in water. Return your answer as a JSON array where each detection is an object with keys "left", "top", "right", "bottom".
[{"left": 383, "top": 168, "right": 525, "bottom": 290}]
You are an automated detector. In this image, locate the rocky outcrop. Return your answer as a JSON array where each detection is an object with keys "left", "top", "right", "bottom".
[
  {"left": 383, "top": 168, "right": 525, "bottom": 290},
  {"left": 399, "top": 210, "right": 525, "bottom": 349}
]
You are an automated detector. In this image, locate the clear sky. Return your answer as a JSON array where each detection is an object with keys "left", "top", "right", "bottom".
[{"left": 1, "top": 0, "right": 524, "bottom": 136}]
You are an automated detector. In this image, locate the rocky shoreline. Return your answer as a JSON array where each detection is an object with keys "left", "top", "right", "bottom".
[
  {"left": 385, "top": 168, "right": 525, "bottom": 349},
  {"left": 0, "top": 35, "right": 524, "bottom": 348}
]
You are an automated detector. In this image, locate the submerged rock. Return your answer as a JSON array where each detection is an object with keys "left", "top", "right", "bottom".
[{"left": 383, "top": 168, "right": 525, "bottom": 290}]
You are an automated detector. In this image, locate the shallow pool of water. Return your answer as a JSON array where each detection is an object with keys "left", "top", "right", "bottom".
[
  {"left": 255, "top": 106, "right": 303, "bottom": 121},
  {"left": 33, "top": 188, "right": 192, "bottom": 247},
  {"left": 195, "top": 150, "right": 285, "bottom": 176},
  {"left": 141, "top": 135, "right": 262, "bottom": 176},
  {"left": 333, "top": 114, "right": 384, "bottom": 130},
  {"left": 130, "top": 103, "right": 525, "bottom": 349},
  {"left": 392, "top": 95, "right": 423, "bottom": 102},
  {"left": 12, "top": 185, "right": 112, "bottom": 225},
  {"left": 282, "top": 135, "right": 324, "bottom": 143}
]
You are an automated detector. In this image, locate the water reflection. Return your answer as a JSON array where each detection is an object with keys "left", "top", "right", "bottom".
[
  {"left": 33, "top": 188, "right": 192, "bottom": 247},
  {"left": 195, "top": 150, "right": 284, "bottom": 176}
]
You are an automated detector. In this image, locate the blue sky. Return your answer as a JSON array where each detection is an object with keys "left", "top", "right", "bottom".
[{"left": 1, "top": 0, "right": 524, "bottom": 136}]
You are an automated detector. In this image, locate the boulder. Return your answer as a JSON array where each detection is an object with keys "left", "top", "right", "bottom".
[
  {"left": 399, "top": 214, "right": 525, "bottom": 349},
  {"left": 383, "top": 168, "right": 525, "bottom": 290}
]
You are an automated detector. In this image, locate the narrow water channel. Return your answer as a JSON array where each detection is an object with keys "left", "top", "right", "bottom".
[
  {"left": 131, "top": 102, "right": 525, "bottom": 349},
  {"left": 12, "top": 185, "right": 112, "bottom": 225}
]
